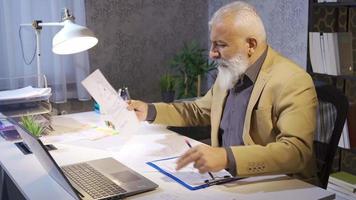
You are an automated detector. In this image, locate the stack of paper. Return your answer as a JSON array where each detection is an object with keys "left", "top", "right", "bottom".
[
  {"left": 328, "top": 171, "right": 356, "bottom": 200},
  {"left": 0, "top": 86, "right": 51, "bottom": 101}
]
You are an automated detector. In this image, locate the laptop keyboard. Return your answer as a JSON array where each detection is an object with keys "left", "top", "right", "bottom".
[{"left": 62, "top": 163, "right": 126, "bottom": 199}]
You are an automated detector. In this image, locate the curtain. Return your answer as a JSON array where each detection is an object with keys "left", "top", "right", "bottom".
[{"left": 0, "top": 0, "right": 91, "bottom": 103}]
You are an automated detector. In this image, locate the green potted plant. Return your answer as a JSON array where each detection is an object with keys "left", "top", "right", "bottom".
[
  {"left": 20, "top": 115, "right": 44, "bottom": 137},
  {"left": 170, "top": 41, "right": 216, "bottom": 99},
  {"left": 160, "top": 74, "right": 176, "bottom": 103},
  {"left": 14, "top": 115, "right": 46, "bottom": 154}
]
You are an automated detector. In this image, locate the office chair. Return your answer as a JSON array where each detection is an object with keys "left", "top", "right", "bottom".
[{"left": 313, "top": 83, "right": 349, "bottom": 189}]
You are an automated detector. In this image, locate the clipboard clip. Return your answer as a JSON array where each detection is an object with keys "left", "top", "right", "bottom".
[{"left": 204, "top": 176, "right": 243, "bottom": 186}]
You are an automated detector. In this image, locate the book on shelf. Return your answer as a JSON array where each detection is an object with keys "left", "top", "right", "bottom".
[
  {"left": 348, "top": 103, "right": 356, "bottom": 148},
  {"left": 327, "top": 183, "right": 356, "bottom": 200},
  {"left": 338, "top": 120, "right": 350, "bottom": 149},
  {"left": 320, "top": 33, "right": 329, "bottom": 74},
  {"left": 324, "top": 33, "right": 339, "bottom": 75},
  {"left": 329, "top": 171, "right": 356, "bottom": 192},
  {"left": 316, "top": 0, "right": 340, "bottom": 2},
  {"left": 309, "top": 32, "right": 324, "bottom": 74},
  {"left": 309, "top": 32, "right": 353, "bottom": 76},
  {"left": 338, "top": 32, "right": 354, "bottom": 75}
]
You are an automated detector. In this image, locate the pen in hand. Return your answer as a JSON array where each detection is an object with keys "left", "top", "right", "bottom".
[{"left": 184, "top": 140, "right": 215, "bottom": 180}]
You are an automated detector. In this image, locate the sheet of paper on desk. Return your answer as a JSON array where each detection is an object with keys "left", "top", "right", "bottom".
[
  {"left": 42, "top": 126, "right": 119, "bottom": 144},
  {"left": 81, "top": 69, "right": 140, "bottom": 135}
]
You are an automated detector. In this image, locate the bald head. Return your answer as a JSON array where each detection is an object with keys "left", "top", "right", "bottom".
[
  {"left": 209, "top": 1, "right": 267, "bottom": 45},
  {"left": 209, "top": 1, "right": 268, "bottom": 90}
]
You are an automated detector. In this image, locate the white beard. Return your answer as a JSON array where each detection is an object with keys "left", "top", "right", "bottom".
[{"left": 216, "top": 54, "right": 249, "bottom": 91}]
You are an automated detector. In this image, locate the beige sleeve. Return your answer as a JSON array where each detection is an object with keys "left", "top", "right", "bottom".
[{"left": 153, "top": 88, "right": 213, "bottom": 127}]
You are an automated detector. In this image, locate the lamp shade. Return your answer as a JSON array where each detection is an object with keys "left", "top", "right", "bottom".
[{"left": 52, "top": 20, "right": 98, "bottom": 55}]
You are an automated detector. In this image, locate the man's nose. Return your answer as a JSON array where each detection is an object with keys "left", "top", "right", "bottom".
[{"left": 209, "top": 50, "right": 220, "bottom": 59}]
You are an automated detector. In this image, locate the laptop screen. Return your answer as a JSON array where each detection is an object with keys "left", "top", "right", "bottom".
[{"left": 10, "top": 118, "right": 80, "bottom": 200}]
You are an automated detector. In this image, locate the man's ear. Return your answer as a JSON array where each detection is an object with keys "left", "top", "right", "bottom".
[{"left": 247, "top": 38, "right": 257, "bottom": 57}]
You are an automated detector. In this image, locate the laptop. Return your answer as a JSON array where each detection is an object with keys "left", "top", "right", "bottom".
[{"left": 11, "top": 118, "right": 158, "bottom": 200}]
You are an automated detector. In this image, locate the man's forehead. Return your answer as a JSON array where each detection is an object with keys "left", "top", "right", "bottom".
[
  {"left": 210, "top": 19, "right": 237, "bottom": 40},
  {"left": 212, "top": 13, "right": 236, "bottom": 27}
]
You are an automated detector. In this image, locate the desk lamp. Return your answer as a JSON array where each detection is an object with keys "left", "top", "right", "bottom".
[
  {"left": 20, "top": 8, "right": 98, "bottom": 87},
  {"left": 15, "top": 9, "right": 98, "bottom": 154}
]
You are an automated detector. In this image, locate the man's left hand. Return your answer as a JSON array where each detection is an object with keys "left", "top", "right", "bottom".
[{"left": 176, "top": 145, "right": 228, "bottom": 173}]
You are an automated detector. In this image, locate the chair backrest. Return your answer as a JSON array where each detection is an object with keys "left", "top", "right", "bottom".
[{"left": 314, "top": 84, "right": 348, "bottom": 189}]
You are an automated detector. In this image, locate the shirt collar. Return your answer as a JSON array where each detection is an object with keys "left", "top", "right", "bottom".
[{"left": 244, "top": 47, "right": 268, "bottom": 84}]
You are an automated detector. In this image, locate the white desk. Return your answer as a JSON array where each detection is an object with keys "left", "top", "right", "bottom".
[{"left": 0, "top": 112, "right": 335, "bottom": 200}]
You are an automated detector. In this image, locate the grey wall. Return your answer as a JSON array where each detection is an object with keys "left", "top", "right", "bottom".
[
  {"left": 85, "top": 0, "right": 209, "bottom": 102},
  {"left": 85, "top": 0, "right": 308, "bottom": 101},
  {"left": 209, "top": 0, "right": 309, "bottom": 69}
]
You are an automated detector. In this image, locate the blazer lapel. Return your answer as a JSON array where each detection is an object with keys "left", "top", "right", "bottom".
[
  {"left": 242, "top": 71, "right": 270, "bottom": 144},
  {"left": 211, "top": 87, "right": 228, "bottom": 147},
  {"left": 242, "top": 47, "right": 274, "bottom": 145}
]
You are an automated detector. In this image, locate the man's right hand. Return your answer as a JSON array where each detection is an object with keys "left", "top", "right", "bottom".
[{"left": 127, "top": 100, "right": 148, "bottom": 121}]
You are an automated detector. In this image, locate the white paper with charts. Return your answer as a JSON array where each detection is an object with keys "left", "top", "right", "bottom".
[{"left": 81, "top": 69, "right": 140, "bottom": 135}]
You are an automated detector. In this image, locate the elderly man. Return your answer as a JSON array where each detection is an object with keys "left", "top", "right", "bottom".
[{"left": 128, "top": 1, "right": 317, "bottom": 181}]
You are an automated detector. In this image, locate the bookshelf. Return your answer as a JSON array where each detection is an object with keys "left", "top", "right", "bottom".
[
  {"left": 307, "top": 0, "right": 356, "bottom": 114},
  {"left": 307, "top": 0, "right": 356, "bottom": 76},
  {"left": 307, "top": 3, "right": 356, "bottom": 152},
  {"left": 308, "top": 1, "right": 356, "bottom": 195}
]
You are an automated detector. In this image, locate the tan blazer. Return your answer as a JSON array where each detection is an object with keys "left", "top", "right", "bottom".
[{"left": 153, "top": 47, "right": 318, "bottom": 179}]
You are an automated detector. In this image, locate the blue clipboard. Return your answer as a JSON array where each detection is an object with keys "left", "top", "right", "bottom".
[{"left": 147, "top": 157, "right": 241, "bottom": 191}]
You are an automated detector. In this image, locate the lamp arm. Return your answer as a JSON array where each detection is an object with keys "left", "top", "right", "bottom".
[
  {"left": 38, "top": 22, "right": 64, "bottom": 27},
  {"left": 19, "top": 20, "right": 64, "bottom": 87},
  {"left": 20, "top": 21, "right": 64, "bottom": 29}
]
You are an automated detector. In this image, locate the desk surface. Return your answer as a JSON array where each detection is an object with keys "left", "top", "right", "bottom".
[{"left": 0, "top": 112, "right": 335, "bottom": 200}]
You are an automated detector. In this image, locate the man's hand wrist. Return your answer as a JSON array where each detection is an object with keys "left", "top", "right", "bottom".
[{"left": 219, "top": 147, "right": 229, "bottom": 169}]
